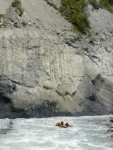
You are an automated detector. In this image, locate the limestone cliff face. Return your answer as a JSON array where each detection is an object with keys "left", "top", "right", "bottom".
[{"left": 0, "top": 0, "right": 113, "bottom": 118}]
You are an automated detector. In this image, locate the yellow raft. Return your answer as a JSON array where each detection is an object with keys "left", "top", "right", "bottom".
[{"left": 56, "top": 125, "right": 68, "bottom": 128}]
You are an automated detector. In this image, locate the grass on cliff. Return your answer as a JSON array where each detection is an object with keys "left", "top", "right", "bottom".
[
  {"left": 89, "top": 0, "right": 113, "bottom": 13},
  {"left": 109, "top": 0, "right": 113, "bottom": 5},
  {"left": 99, "top": 0, "right": 113, "bottom": 13},
  {"left": 12, "top": 0, "right": 24, "bottom": 16},
  {"left": 88, "top": 0, "right": 100, "bottom": 9},
  {"left": 59, "top": 0, "right": 90, "bottom": 34},
  {"left": 59, "top": 0, "right": 113, "bottom": 34}
]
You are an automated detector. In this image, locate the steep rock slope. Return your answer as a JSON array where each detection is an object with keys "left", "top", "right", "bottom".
[
  {"left": 84, "top": 4, "right": 113, "bottom": 114},
  {"left": 0, "top": 0, "right": 113, "bottom": 118}
]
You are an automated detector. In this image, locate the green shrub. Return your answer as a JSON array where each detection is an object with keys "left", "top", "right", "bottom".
[
  {"left": 12, "top": 0, "right": 24, "bottom": 16},
  {"left": 89, "top": 0, "right": 100, "bottom": 9},
  {"left": 99, "top": 0, "right": 113, "bottom": 13},
  {"left": 88, "top": 0, "right": 113, "bottom": 12},
  {"left": 109, "top": 0, "right": 113, "bottom": 5},
  {"left": 59, "top": 0, "right": 113, "bottom": 34},
  {"left": 12, "top": 0, "right": 20, "bottom": 7},
  {"left": 59, "top": 0, "right": 90, "bottom": 34}
]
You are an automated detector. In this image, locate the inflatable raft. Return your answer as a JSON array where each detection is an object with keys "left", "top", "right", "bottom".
[{"left": 56, "top": 125, "right": 68, "bottom": 128}]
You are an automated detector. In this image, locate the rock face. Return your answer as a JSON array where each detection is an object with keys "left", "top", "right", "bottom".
[
  {"left": 86, "top": 4, "right": 113, "bottom": 32},
  {"left": 45, "top": 0, "right": 61, "bottom": 8},
  {"left": 0, "top": 0, "right": 113, "bottom": 118}
]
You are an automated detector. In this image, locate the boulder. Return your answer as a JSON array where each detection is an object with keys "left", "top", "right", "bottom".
[{"left": 0, "top": 118, "right": 12, "bottom": 134}]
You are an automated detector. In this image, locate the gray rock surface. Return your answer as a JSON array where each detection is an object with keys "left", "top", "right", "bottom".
[
  {"left": 86, "top": 5, "right": 113, "bottom": 32},
  {"left": 0, "top": 0, "right": 13, "bottom": 14},
  {"left": 45, "top": 0, "right": 61, "bottom": 8},
  {"left": 0, "top": 0, "right": 113, "bottom": 118}
]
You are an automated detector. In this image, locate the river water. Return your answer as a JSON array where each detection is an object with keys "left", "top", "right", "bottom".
[{"left": 0, "top": 115, "right": 113, "bottom": 150}]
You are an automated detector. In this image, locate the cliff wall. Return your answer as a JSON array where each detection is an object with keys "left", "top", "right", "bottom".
[{"left": 0, "top": 0, "right": 113, "bottom": 118}]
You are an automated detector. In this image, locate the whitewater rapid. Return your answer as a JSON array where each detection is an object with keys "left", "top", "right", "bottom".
[{"left": 0, "top": 115, "right": 113, "bottom": 150}]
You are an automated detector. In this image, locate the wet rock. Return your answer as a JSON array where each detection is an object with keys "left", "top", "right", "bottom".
[
  {"left": 107, "top": 128, "right": 113, "bottom": 132},
  {"left": 110, "top": 134, "right": 113, "bottom": 137},
  {"left": 0, "top": 118, "right": 12, "bottom": 134},
  {"left": 109, "top": 117, "right": 113, "bottom": 123},
  {"left": 103, "top": 117, "right": 113, "bottom": 138}
]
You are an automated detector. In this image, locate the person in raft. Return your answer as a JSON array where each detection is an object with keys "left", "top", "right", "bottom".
[
  {"left": 65, "top": 122, "right": 70, "bottom": 127},
  {"left": 56, "top": 121, "right": 64, "bottom": 126},
  {"left": 55, "top": 121, "right": 72, "bottom": 127}
]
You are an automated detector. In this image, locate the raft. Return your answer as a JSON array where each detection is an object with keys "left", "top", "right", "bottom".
[{"left": 56, "top": 125, "right": 68, "bottom": 128}]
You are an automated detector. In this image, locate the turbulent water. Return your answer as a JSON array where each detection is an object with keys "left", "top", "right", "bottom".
[{"left": 0, "top": 115, "right": 113, "bottom": 150}]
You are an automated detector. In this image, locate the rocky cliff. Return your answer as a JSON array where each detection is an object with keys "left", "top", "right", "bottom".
[{"left": 0, "top": 0, "right": 113, "bottom": 118}]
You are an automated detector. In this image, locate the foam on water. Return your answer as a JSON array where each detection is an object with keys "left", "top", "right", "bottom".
[{"left": 0, "top": 115, "right": 113, "bottom": 150}]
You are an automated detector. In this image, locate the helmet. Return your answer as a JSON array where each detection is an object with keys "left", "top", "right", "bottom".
[
  {"left": 65, "top": 122, "right": 69, "bottom": 126},
  {"left": 61, "top": 121, "right": 64, "bottom": 125}
]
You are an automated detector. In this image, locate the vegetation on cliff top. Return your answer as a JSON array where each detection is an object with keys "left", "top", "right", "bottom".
[
  {"left": 89, "top": 0, "right": 113, "bottom": 13},
  {"left": 60, "top": 0, "right": 113, "bottom": 34},
  {"left": 59, "top": 0, "right": 90, "bottom": 34},
  {"left": 12, "top": 0, "right": 24, "bottom": 16},
  {"left": 99, "top": 0, "right": 113, "bottom": 13}
]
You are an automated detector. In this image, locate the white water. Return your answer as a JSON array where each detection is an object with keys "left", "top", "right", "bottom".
[{"left": 0, "top": 115, "right": 113, "bottom": 150}]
